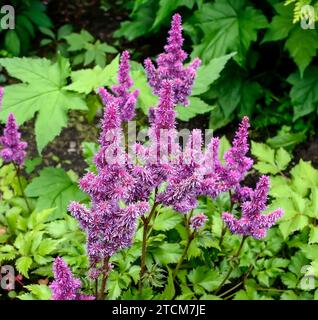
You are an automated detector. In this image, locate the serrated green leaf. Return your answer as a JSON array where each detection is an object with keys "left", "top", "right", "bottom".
[
  {"left": 153, "top": 209, "right": 182, "bottom": 231},
  {"left": 309, "top": 227, "right": 318, "bottom": 244},
  {"left": 263, "top": 3, "right": 294, "bottom": 42},
  {"left": 275, "top": 148, "right": 292, "bottom": 171},
  {"left": 287, "top": 67, "right": 318, "bottom": 121},
  {"left": 25, "top": 167, "right": 87, "bottom": 218},
  {"left": 279, "top": 213, "right": 308, "bottom": 239},
  {"left": 176, "top": 97, "right": 214, "bottom": 121},
  {"left": 187, "top": 238, "right": 202, "bottom": 259},
  {"left": 191, "top": 0, "right": 267, "bottom": 65},
  {"left": 46, "top": 220, "right": 69, "bottom": 238},
  {"left": 151, "top": 243, "right": 183, "bottom": 265},
  {"left": 213, "top": 67, "right": 262, "bottom": 118},
  {"left": 281, "top": 272, "right": 298, "bottom": 289},
  {"left": 64, "top": 30, "right": 94, "bottom": 51},
  {"left": 192, "top": 52, "right": 236, "bottom": 95},
  {"left": 188, "top": 266, "right": 222, "bottom": 292},
  {"left": 285, "top": 28, "right": 318, "bottom": 76},
  {"left": 24, "top": 284, "right": 52, "bottom": 300},
  {"left": 37, "top": 239, "right": 57, "bottom": 256},
  {"left": 0, "top": 57, "right": 87, "bottom": 152},
  {"left": 16, "top": 256, "right": 33, "bottom": 278}
]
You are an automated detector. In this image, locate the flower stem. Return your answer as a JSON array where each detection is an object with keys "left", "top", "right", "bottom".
[
  {"left": 14, "top": 164, "right": 31, "bottom": 212},
  {"left": 138, "top": 201, "right": 158, "bottom": 293},
  {"left": 173, "top": 211, "right": 194, "bottom": 281},
  {"left": 97, "top": 256, "right": 110, "bottom": 300},
  {"left": 214, "top": 236, "right": 247, "bottom": 295},
  {"left": 219, "top": 222, "right": 226, "bottom": 247}
]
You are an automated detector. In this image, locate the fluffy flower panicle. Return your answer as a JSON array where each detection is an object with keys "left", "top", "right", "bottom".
[
  {"left": 190, "top": 213, "right": 208, "bottom": 231},
  {"left": 50, "top": 257, "right": 94, "bottom": 300},
  {"left": 98, "top": 51, "right": 139, "bottom": 122},
  {"left": 222, "top": 176, "right": 284, "bottom": 239},
  {"left": 68, "top": 200, "right": 148, "bottom": 275},
  {"left": 68, "top": 15, "right": 283, "bottom": 284},
  {"left": 223, "top": 116, "right": 253, "bottom": 179},
  {"left": 144, "top": 13, "right": 201, "bottom": 106},
  {"left": 0, "top": 113, "right": 27, "bottom": 166}
]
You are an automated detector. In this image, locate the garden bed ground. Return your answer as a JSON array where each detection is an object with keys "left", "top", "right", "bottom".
[{"left": 15, "top": 0, "right": 318, "bottom": 175}]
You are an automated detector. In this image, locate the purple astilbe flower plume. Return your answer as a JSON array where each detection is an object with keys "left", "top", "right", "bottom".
[
  {"left": 98, "top": 51, "right": 139, "bottom": 122},
  {"left": 190, "top": 213, "right": 208, "bottom": 231},
  {"left": 69, "top": 82, "right": 148, "bottom": 277},
  {"left": 68, "top": 200, "right": 148, "bottom": 275},
  {"left": 50, "top": 257, "right": 94, "bottom": 300},
  {"left": 67, "top": 14, "right": 284, "bottom": 290},
  {"left": 222, "top": 176, "right": 284, "bottom": 239},
  {"left": 201, "top": 117, "right": 253, "bottom": 199},
  {"left": 144, "top": 13, "right": 201, "bottom": 105},
  {"left": 0, "top": 113, "right": 27, "bottom": 166},
  {"left": 157, "top": 129, "right": 204, "bottom": 213},
  {"left": 223, "top": 116, "right": 253, "bottom": 180}
]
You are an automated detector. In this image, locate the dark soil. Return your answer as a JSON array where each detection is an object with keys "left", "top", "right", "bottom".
[
  {"left": 47, "top": 0, "right": 127, "bottom": 45},
  {"left": 294, "top": 136, "right": 318, "bottom": 168},
  {"left": 20, "top": 112, "right": 99, "bottom": 176}
]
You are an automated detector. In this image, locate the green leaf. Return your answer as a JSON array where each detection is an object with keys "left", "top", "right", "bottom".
[
  {"left": 25, "top": 157, "right": 42, "bottom": 174},
  {"left": 16, "top": 256, "right": 33, "bottom": 278},
  {"left": 64, "top": 30, "right": 94, "bottom": 51},
  {"left": 252, "top": 142, "right": 291, "bottom": 174},
  {"left": 291, "top": 160, "right": 318, "bottom": 188},
  {"left": 114, "top": 2, "right": 155, "bottom": 41},
  {"left": 192, "top": 53, "right": 236, "bottom": 96},
  {"left": 280, "top": 291, "right": 298, "bottom": 300},
  {"left": 25, "top": 167, "right": 87, "bottom": 218},
  {"left": 0, "top": 57, "right": 87, "bottom": 152},
  {"left": 24, "top": 284, "right": 52, "bottom": 300},
  {"left": 66, "top": 55, "right": 119, "bottom": 94},
  {"left": 309, "top": 188, "right": 318, "bottom": 219},
  {"left": 25, "top": 1, "right": 52, "bottom": 28},
  {"left": 151, "top": 243, "right": 183, "bottom": 265},
  {"left": 285, "top": 28, "right": 318, "bottom": 77},
  {"left": 4, "top": 30, "right": 21, "bottom": 56},
  {"left": 262, "top": 3, "right": 294, "bottom": 42},
  {"left": 57, "top": 24, "right": 73, "bottom": 40},
  {"left": 302, "top": 244, "right": 318, "bottom": 261},
  {"left": 0, "top": 245, "right": 17, "bottom": 263},
  {"left": 279, "top": 212, "right": 308, "bottom": 239},
  {"left": 287, "top": 67, "right": 318, "bottom": 121},
  {"left": 188, "top": 267, "right": 222, "bottom": 292},
  {"left": 153, "top": 209, "right": 182, "bottom": 231},
  {"left": 152, "top": 0, "right": 195, "bottom": 30},
  {"left": 275, "top": 148, "right": 292, "bottom": 172},
  {"left": 191, "top": 0, "right": 267, "bottom": 65},
  {"left": 187, "top": 238, "right": 203, "bottom": 259},
  {"left": 107, "top": 272, "right": 122, "bottom": 300},
  {"left": 213, "top": 67, "right": 262, "bottom": 118},
  {"left": 176, "top": 97, "right": 214, "bottom": 121},
  {"left": 309, "top": 227, "right": 318, "bottom": 244},
  {"left": 39, "top": 27, "right": 55, "bottom": 39},
  {"left": 46, "top": 220, "right": 69, "bottom": 238},
  {"left": 266, "top": 126, "right": 306, "bottom": 149},
  {"left": 17, "top": 293, "right": 35, "bottom": 300},
  {"left": 218, "top": 136, "right": 231, "bottom": 162},
  {"left": 37, "top": 239, "right": 58, "bottom": 256},
  {"left": 263, "top": 3, "right": 318, "bottom": 75},
  {"left": 281, "top": 272, "right": 298, "bottom": 289},
  {"left": 156, "top": 268, "right": 175, "bottom": 300}
]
